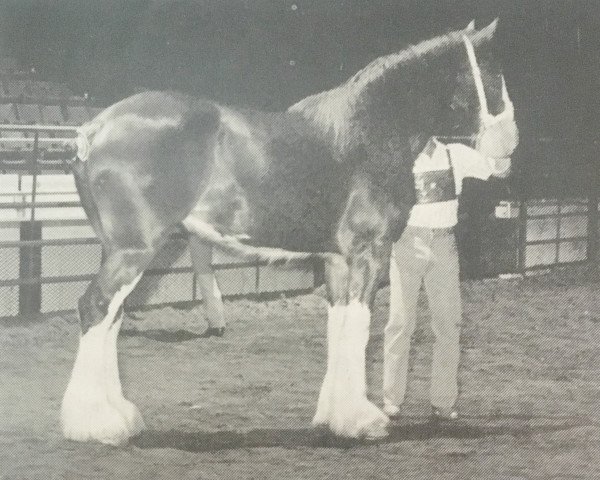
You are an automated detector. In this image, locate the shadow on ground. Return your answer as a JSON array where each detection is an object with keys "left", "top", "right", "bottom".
[
  {"left": 132, "top": 417, "right": 587, "bottom": 452},
  {"left": 120, "top": 328, "right": 208, "bottom": 342}
]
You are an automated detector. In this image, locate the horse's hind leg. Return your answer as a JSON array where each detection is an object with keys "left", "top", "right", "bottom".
[{"left": 61, "top": 248, "right": 155, "bottom": 445}]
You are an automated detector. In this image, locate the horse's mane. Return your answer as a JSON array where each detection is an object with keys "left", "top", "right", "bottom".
[{"left": 289, "top": 21, "right": 497, "bottom": 153}]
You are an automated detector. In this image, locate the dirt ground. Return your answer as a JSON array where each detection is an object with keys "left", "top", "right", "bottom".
[{"left": 2, "top": 266, "right": 600, "bottom": 479}]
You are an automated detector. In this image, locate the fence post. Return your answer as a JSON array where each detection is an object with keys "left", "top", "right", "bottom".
[
  {"left": 588, "top": 190, "right": 599, "bottom": 264},
  {"left": 313, "top": 257, "right": 325, "bottom": 288},
  {"left": 19, "top": 131, "right": 42, "bottom": 316},
  {"left": 19, "top": 220, "right": 42, "bottom": 316},
  {"left": 517, "top": 197, "right": 527, "bottom": 275}
]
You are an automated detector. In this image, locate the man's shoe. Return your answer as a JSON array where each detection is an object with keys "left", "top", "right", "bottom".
[
  {"left": 200, "top": 326, "right": 225, "bottom": 338},
  {"left": 383, "top": 404, "right": 401, "bottom": 420},
  {"left": 431, "top": 405, "right": 459, "bottom": 421}
]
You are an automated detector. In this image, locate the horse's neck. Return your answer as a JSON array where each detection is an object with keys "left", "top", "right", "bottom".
[{"left": 289, "top": 46, "right": 459, "bottom": 155}]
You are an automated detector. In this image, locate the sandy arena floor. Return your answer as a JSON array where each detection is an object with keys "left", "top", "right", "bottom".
[{"left": 2, "top": 266, "right": 600, "bottom": 479}]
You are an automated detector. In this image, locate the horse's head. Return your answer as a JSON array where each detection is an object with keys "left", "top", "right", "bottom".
[{"left": 448, "top": 20, "right": 519, "bottom": 159}]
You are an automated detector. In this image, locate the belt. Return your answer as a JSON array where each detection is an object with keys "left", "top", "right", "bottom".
[{"left": 404, "top": 225, "right": 455, "bottom": 235}]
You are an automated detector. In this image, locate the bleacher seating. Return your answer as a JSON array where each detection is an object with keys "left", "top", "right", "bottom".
[
  {"left": 40, "top": 105, "right": 64, "bottom": 125},
  {"left": 28, "top": 81, "right": 70, "bottom": 100},
  {"left": 15, "top": 104, "right": 43, "bottom": 151},
  {"left": 40, "top": 105, "right": 73, "bottom": 167},
  {"left": 0, "top": 103, "right": 24, "bottom": 167},
  {"left": 5, "top": 79, "right": 31, "bottom": 98},
  {"left": 64, "top": 105, "right": 91, "bottom": 126},
  {"left": 0, "top": 57, "right": 101, "bottom": 171},
  {"left": 0, "top": 103, "right": 17, "bottom": 123},
  {"left": 16, "top": 103, "right": 43, "bottom": 124},
  {"left": 88, "top": 107, "right": 104, "bottom": 119}
]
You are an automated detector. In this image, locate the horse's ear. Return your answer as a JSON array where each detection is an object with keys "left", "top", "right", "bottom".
[
  {"left": 469, "top": 18, "right": 498, "bottom": 46},
  {"left": 479, "top": 18, "right": 499, "bottom": 39},
  {"left": 465, "top": 20, "right": 475, "bottom": 31}
]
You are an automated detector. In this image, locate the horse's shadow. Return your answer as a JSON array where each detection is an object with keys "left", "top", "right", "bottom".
[
  {"left": 120, "top": 328, "right": 208, "bottom": 342},
  {"left": 131, "top": 418, "right": 584, "bottom": 452}
]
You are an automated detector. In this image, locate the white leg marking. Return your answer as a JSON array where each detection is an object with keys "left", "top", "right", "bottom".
[
  {"left": 313, "top": 304, "right": 344, "bottom": 427},
  {"left": 314, "top": 300, "right": 389, "bottom": 439},
  {"left": 105, "top": 316, "right": 145, "bottom": 435},
  {"left": 61, "top": 275, "right": 142, "bottom": 445}
]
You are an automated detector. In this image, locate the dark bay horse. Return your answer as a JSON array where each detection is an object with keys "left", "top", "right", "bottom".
[{"left": 61, "top": 20, "right": 517, "bottom": 445}]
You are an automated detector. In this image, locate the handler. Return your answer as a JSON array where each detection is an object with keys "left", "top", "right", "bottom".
[
  {"left": 189, "top": 236, "right": 226, "bottom": 337},
  {"left": 383, "top": 118, "right": 517, "bottom": 420}
]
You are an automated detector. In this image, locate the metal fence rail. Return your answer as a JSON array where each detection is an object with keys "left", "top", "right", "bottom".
[
  {"left": 517, "top": 197, "right": 596, "bottom": 271},
  {"left": 1, "top": 126, "right": 599, "bottom": 319},
  {"left": 0, "top": 218, "right": 319, "bottom": 317}
]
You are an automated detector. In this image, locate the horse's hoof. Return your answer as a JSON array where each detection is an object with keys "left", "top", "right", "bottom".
[
  {"left": 361, "top": 421, "right": 389, "bottom": 441},
  {"left": 61, "top": 395, "right": 135, "bottom": 445},
  {"left": 111, "top": 397, "right": 145, "bottom": 435},
  {"left": 326, "top": 399, "right": 390, "bottom": 440}
]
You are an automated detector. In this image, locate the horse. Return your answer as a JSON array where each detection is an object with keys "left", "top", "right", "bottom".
[{"left": 60, "top": 19, "right": 518, "bottom": 445}]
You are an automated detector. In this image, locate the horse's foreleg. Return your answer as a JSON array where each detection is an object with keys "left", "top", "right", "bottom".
[
  {"left": 104, "top": 313, "right": 145, "bottom": 434},
  {"left": 312, "top": 257, "right": 347, "bottom": 428},
  {"left": 61, "top": 249, "right": 153, "bottom": 445},
  {"left": 314, "top": 254, "right": 389, "bottom": 439}
]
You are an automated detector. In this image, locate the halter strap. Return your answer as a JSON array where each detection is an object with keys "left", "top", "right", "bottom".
[
  {"left": 463, "top": 35, "right": 515, "bottom": 128},
  {"left": 462, "top": 35, "right": 489, "bottom": 119}
]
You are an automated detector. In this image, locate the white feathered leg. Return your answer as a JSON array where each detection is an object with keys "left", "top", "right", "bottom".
[
  {"left": 315, "top": 300, "right": 388, "bottom": 439},
  {"left": 61, "top": 275, "right": 142, "bottom": 445},
  {"left": 105, "top": 315, "right": 145, "bottom": 436},
  {"left": 313, "top": 304, "right": 344, "bottom": 427}
]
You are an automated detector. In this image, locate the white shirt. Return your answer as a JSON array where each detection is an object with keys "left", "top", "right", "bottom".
[{"left": 407, "top": 141, "right": 510, "bottom": 228}]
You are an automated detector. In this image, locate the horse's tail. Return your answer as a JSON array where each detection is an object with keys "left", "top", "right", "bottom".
[{"left": 182, "top": 215, "right": 329, "bottom": 271}]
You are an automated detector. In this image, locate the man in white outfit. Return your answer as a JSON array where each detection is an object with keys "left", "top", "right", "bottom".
[
  {"left": 382, "top": 134, "right": 515, "bottom": 420},
  {"left": 189, "top": 236, "right": 226, "bottom": 337},
  {"left": 383, "top": 31, "right": 519, "bottom": 421}
]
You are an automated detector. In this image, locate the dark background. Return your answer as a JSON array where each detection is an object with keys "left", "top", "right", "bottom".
[{"left": 0, "top": 0, "right": 598, "bottom": 197}]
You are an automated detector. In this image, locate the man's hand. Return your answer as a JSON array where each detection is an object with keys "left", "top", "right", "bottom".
[{"left": 488, "top": 157, "right": 511, "bottom": 178}]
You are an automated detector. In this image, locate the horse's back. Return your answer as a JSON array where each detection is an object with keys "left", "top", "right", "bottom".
[{"left": 89, "top": 91, "right": 209, "bottom": 124}]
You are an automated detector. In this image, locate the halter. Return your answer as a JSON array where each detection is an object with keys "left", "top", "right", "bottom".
[{"left": 462, "top": 35, "right": 514, "bottom": 128}]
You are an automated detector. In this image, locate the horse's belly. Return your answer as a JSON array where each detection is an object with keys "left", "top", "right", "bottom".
[
  {"left": 245, "top": 202, "right": 336, "bottom": 252},
  {"left": 191, "top": 187, "right": 340, "bottom": 253}
]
